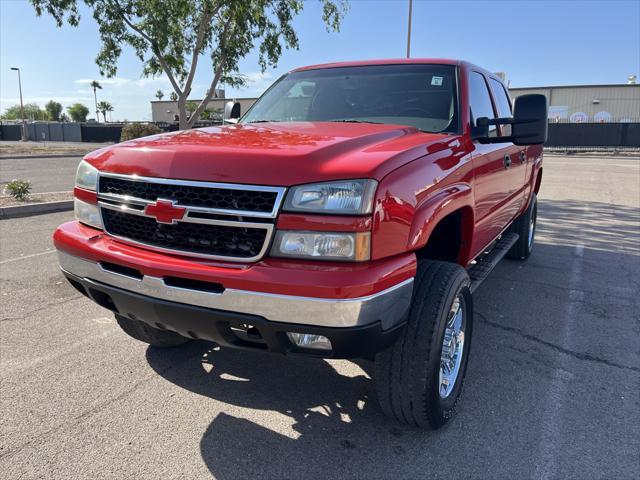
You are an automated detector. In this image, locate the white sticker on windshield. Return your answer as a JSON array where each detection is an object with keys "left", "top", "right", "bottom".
[{"left": 431, "top": 76, "right": 443, "bottom": 86}]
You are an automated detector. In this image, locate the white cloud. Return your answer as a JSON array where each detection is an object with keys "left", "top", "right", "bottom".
[
  {"left": 74, "top": 77, "right": 131, "bottom": 87},
  {"left": 245, "top": 71, "right": 273, "bottom": 84},
  {"left": 1, "top": 96, "right": 93, "bottom": 105},
  {"left": 229, "top": 71, "right": 274, "bottom": 97},
  {"left": 133, "top": 77, "right": 172, "bottom": 88}
]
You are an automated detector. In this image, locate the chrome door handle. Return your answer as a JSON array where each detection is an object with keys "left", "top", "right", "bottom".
[
  {"left": 520, "top": 151, "right": 526, "bottom": 164},
  {"left": 503, "top": 154, "right": 512, "bottom": 169}
]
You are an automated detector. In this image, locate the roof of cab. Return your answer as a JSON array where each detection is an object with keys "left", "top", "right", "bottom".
[{"left": 291, "top": 58, "right": 463, "bottom": 72}]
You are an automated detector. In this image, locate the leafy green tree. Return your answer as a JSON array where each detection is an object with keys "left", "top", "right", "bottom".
[
  {"left": 97, "top": 100, "right": 114, "bottom": 122},
  {"left": 31, "top": 0, "right": 348, "bottom": 130},
  {"left": 45, "top": 100, "right": 63, "bottom": 121},
  {"left": 155, "top": 89, "right": 164, "bottom": 101},
  {"left": 1, "top": 103, "right": 46, "bottom": 120},
  {"left": 89, "top": 80, "right": 102, "bottom": 120},
  {"left": 169, "top": 91, "right": 178, "bottom": 102},
  {"left": 67, "top": 103, "right": 90, "bottom": 122}
]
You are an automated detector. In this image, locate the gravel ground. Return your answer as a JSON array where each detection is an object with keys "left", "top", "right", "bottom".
[
  {"left": 0, "top": 155, "right": 638, "bottom": 479},
  {"left": 0, "top": 191, "right": 72, "bottom": 207},
  {"left": 0, "top": 141, "right": 111, "bottom": 157}
]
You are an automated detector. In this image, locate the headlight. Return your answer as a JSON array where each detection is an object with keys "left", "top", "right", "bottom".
[
  {"left": 76, "top": 160, "right": 98, "bottom": 191},
  {"left": 271, "top": 231, "right": 370, "bottom": 261},
  {"left": 74, "top": 198, "right": 103, "bottom": 229},
  {"left": 283, "top": 180, "right": 377, "bottom": 215}
]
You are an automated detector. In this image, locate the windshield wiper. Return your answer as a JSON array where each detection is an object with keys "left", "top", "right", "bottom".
[
  {"left": 328, "top": 119, "right": 384, "bottom": 125},
  {"left": 245, "top": 119, "right": 281, "bottom": 123}
]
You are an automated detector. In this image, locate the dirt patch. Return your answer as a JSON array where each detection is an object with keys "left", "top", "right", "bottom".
[
  {"left": 0, "top": 142, "right": 112, "bottom": 157},
  {"left": 0, "top": 191, "right": 72, "bottom": 207}
]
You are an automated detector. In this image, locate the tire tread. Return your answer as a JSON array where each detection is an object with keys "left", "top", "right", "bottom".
[{"left": 375, "top": 260, "right": 472, "bottom": 429}]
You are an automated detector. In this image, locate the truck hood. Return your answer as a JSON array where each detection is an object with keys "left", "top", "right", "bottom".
[{"left": 86, "top": 122, "right": 459, "bottom": 185}]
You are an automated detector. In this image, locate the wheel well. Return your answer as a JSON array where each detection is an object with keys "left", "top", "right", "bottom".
[
  {"left": 534, "top": 168, "right": 543, "bottom": 194},
  {"left": 416, "top": 209, "right": 472, "bottom": 265}
]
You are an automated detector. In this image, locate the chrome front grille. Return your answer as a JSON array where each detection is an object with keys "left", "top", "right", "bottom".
[{"left": 96, "top": 172, "right": 286, "bottom": 262}]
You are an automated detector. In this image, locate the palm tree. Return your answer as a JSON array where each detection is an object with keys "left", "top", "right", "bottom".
[
  {"left": 89, "top": 80, "right": 102, "bottom": 121},
  {"left": 155, "top": 90, "right": 164, "bottom": 101},
  {"left": 169, "top": 91, "right": 178, "bottom": 102},
  {"left": 97, "top": 101, "right": 113, "bottom": 123},
  {"left": 105, "top": 102, "right": 114, "bottom": 122}
]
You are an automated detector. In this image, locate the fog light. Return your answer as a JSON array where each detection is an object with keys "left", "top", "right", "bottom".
[{"left": 286, "top": 332, "right": 332, "bottom": 351}]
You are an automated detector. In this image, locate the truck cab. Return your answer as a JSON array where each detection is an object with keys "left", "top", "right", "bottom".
[{"left": 54, "top": 59, "right": 547, "bottom": 429}]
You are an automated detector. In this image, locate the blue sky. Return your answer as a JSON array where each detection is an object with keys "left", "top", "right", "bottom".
[{"left": 1, "top": 0, "right": 639, "bottom": 121}]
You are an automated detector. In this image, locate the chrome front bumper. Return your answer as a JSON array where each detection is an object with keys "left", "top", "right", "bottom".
[{"left": 58, "top": 251, "right": 414, "bottom": 329}]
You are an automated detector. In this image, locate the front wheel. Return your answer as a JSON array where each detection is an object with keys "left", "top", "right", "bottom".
[{"left": 374, "top": 260, "right": 473, "bottom": 429}]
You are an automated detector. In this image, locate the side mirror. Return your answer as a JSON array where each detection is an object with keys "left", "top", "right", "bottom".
[
  {"left": 474, "top": 94, "right": 548, "bottom": 145},
  {"left": 223, "top": 101, "right": 241, "bottom": 124},
  {"left": 512, "top": 94, "right": 548, "bottom": 145}
]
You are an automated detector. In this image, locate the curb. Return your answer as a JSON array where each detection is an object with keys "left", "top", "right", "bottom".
[
  {"left": 0, "top": 200, "right": 73, "bottom": 220},
  {"left": 0, "top": 154, "right": 85, "bottom": 160}
]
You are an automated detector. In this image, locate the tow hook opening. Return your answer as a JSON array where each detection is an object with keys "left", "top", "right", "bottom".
[
  {"left": 230, "top": 323, "right": 264, "bottom": 343},
  {"left": 87, "top": 288, "right": 119, "bottom": 313}
]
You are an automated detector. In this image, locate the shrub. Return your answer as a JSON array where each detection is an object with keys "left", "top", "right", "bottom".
[
  {"left": 120, "top": 123, "right": 162, "bottom": 142},
  {"left": 4, "top": 179, "right": 31, "bottom": 200}
]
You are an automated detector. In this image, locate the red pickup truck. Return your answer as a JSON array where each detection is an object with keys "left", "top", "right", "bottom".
[{"left": 54, "top": 59, "right": 547, "bottom": 429}]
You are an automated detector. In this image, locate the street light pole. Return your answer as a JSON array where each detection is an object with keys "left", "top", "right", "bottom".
[
  {"left": 10, "top": 67, "right": 27, "bottom": 141},
  {"left": 406, "top": 0, "right": 413, "bottom": 58}
]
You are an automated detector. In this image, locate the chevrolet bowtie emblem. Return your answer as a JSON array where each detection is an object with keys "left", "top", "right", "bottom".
[{"left": 144, "top": 199, "right": 186, "bottom": 224}]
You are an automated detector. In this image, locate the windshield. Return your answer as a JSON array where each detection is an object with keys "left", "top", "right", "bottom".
[{"left": 242, "top": 64, "right": 459, "bottom": 133}]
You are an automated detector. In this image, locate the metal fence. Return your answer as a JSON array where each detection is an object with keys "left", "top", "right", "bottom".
[
  {"left": 1, "top": 121, "right": 639, "bottom": 148},
  {"left": 546, "top": 122, "right": 639, "bottom": 148}
]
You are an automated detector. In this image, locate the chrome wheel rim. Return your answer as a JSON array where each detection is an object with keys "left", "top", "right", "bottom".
[
  {"left": 529, "top": 218, "right": 536, "bottom": 248},
  {"left": 439, "top": 295, "right": 465, "bottom": 399},
  {"left": 528, "top": 212, "right": 536, "bottom": 249}
]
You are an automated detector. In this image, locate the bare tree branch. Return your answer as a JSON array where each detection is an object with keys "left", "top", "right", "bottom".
[
  {"left": 187, "top": 18, "right": 234, "bottom": 128},
  {"left": 110, "top": 0, "right": 183, "bottom": 95},
  {"left": 183, "top": 3, "right": 223, "bottom": 99}
]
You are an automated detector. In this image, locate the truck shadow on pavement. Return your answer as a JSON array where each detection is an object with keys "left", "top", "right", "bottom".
[
  {"left": 146, "top": 344, "right": 441, "bottom": 479},
  {"left": 143, "top": 198, "right": 639, "bottom": 479}
]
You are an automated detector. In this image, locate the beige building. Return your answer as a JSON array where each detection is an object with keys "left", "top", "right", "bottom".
[
  {"left": 151, "top": 97, "right": 258, "bottom": 123},
  {"left": 509, "top": 84, "right": 640, "bottom": 123}
]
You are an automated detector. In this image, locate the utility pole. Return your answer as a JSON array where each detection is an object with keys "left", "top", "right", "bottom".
[
  {"left": 10, "top": 67, "right": 27, "bottom": 141},
  {"left": 406, "top": 0, "right": 413, "bottom": 58}
]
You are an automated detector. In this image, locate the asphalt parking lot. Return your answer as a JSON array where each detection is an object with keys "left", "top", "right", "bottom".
[
  {"left": 0, "top": 155, "right": 80, "bottom": 193},
  {"left": 1, "top": 154, "right": 639, "bottom": 479}
]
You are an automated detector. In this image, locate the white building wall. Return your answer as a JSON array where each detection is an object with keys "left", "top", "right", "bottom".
[
  {"left": 151, "top": 98, "right": 258, "bottom": 123},
  {"left": 509, "top": 84, "right": 639, "bottom": 122}
]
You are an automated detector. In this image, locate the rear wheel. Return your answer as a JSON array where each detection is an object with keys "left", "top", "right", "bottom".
[
  {"left": 374, "top": 260, "right": 473, "bottom": 429},
  {"left": 507, "top": 193, "right": 537, "bottom": 260},
  {"left": 115, "top": 314, "right": 190, "bottom": 348}
]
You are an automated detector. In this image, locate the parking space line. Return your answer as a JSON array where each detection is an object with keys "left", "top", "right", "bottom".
[
  {"left": 0, "top": 250, "right": 56, "bottom": 265},
  {"left": 534, "top": 242, "right": 585, "bottom": 479}
]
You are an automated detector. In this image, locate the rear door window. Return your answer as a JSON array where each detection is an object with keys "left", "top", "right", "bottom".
[
  {"left": 489, "top": 78, "right": 513, "bottom": 135},
  {"left": 469, "top": 72, "right": 497, "bottom": 136}
]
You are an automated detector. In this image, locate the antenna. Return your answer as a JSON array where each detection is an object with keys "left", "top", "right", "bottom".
[{"left": 406, "top": 0, "right": 413, "bottom": 58}]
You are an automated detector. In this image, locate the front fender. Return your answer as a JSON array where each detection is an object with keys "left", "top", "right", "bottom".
[
  {"left": 407, "top": 183, "right": 474, "bottom": 253},
  {"left": 370, "top": 145, "right": 474, "bottom": 261}
]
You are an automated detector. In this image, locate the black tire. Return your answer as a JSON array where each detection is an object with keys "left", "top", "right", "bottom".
[
  {"left": 115, "top": 314, "right": 190, "bottom": 348},
  {"left": 507, "top": 193, "right": 538, "bottom": 260},
  {"left": 374, "top": 260, "right": 473, "bottom": 429}
]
